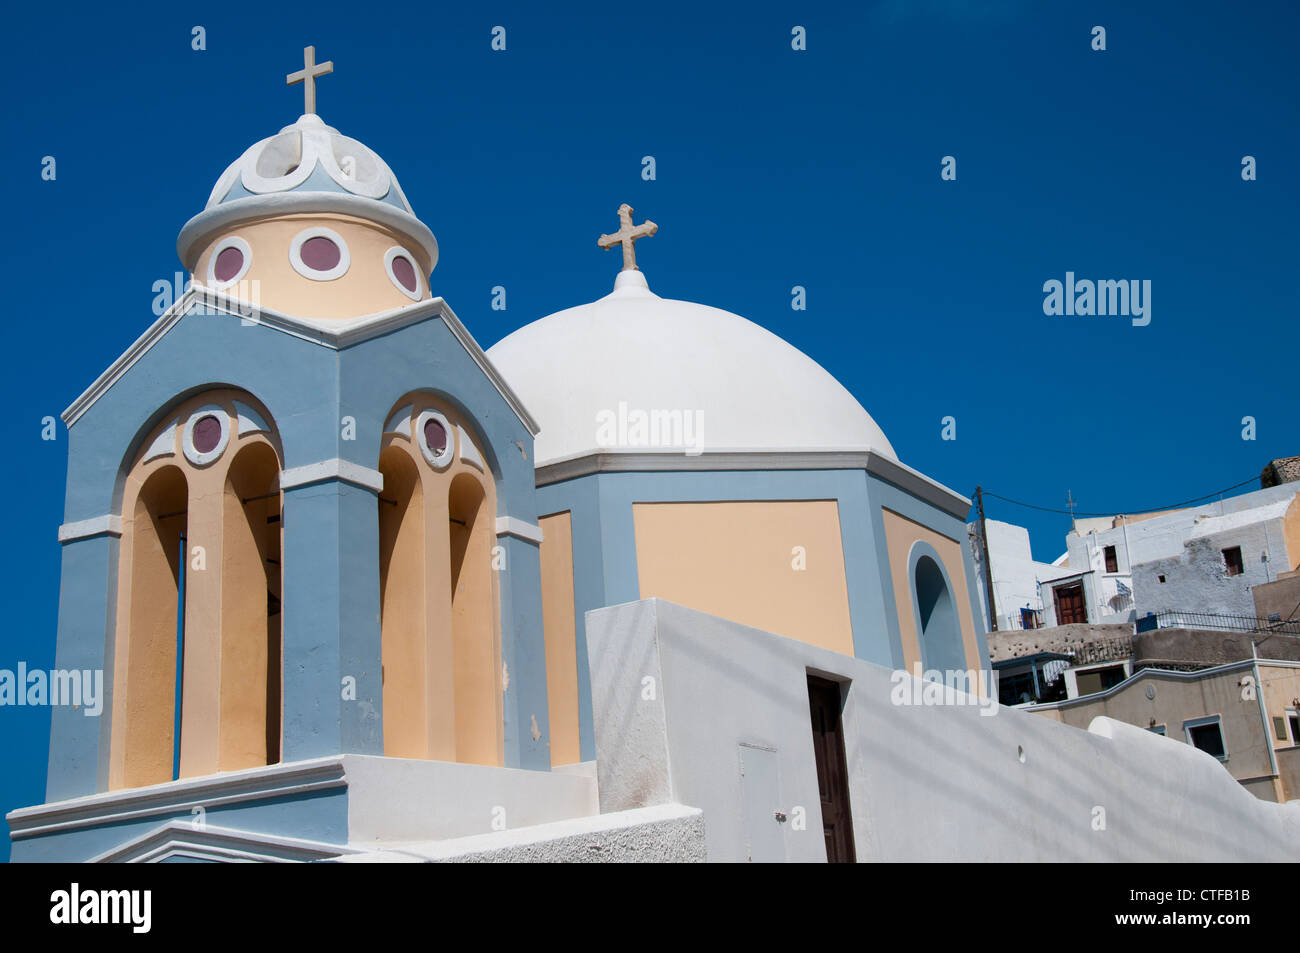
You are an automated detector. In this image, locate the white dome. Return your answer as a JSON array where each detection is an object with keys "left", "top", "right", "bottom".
[{"left": 486, "top": 270, "right": 896, "bottom": 468}]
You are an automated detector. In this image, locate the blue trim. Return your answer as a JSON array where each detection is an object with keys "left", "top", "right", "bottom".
[
  {"left": 1182, "top": 713, "right": 1229, "bottom": 761},
  {"left": 537, "top": 465, "right": 979, "bottom": 761}
]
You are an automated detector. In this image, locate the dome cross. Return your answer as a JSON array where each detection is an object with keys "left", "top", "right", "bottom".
[
  {"left": 286, "top": 46, "right": 334, "bottom": 115},
  {"left": 598, "top": 204, "right": 657, "bottom": 271}
]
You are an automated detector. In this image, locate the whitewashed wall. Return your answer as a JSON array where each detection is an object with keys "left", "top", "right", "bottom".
[{"left": 587, "top": 598, "right": 1300, "bottom": 862}]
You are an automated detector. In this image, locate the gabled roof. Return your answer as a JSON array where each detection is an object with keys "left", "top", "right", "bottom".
[{"left": 62, "top": 285, "right": 539, "bottom": 435}]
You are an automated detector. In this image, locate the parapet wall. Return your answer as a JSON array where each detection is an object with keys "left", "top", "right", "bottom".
[{"left": 586, "top": 599, "right": 1300, "bottom": 862}]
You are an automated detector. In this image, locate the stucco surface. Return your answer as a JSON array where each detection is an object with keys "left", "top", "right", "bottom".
[
  {"left": 586, "top": 598, "right": 1300, "bottom": 862},
  {"left": 337, "top": 803, "right": 705, "bottom": 862}
]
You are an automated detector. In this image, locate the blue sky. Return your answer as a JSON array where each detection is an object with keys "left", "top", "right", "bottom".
[{"left": 1, "top": 0, "right": 1296, "bottom": 858}]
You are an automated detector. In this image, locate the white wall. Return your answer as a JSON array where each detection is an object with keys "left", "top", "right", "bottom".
[
  {"left": 1132, "top": 516, "right": 1286, "bottom": 619},
  {"left": 587, "top": 598, "right": 1300, "bottom": 862},
  {"left": 1067, "top": 485, "right": 1299, "bottom": 620},
  {"left": 970, "top": 519, "right": 1077, "bottom": 630}
]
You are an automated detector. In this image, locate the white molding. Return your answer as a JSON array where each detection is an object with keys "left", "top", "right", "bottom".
[
  {"left": 384, "top": 245, "right": 424, "bottom": 301},
  {"left": 383, "top": 404, "right": 413, "bottom": 437},
  {"left": 61, "top": 290, "right": 194, "bottom": 427},
  {"left": 533, "top": 449, "right": 971, "bottom": 518},
  {"left": 89, "top": 821, "right": 356, "bottom": 864},
  {"left": 178, "top": 191, "right": 437, "bottom": 274},
  {"left": 6, "top": 757, "right": 348, "bottom": 840},
  {"left": 142, "top": 419, "right": 178, "bottom": 463},
  {"left": 206, "top": 235, "right": 252, "bottom": 290},
  {"left": 495, "top": 516, "right": 543, "bottom": 544},
  {"left": 438, "top": 299, "right": 541, "bottom": 436},
  {"left": 182, "top": 404, "right": 231, "bottom": 466},
  {"left": 57, "top": 514, "right": 123, "bottom": 543},
  {"left": 233, "top": 400, "right": 270, "bottom": 436},
  {"left": 458, "top": 425, "right": 485, "bottom": 472},
  {"left": 280, "top": 458, "right": 384, "bottom": 493},
  {"left": 61, "top": 288, "right": 541, "bottom": 438},
  {"left": 289, "top": 226, "right": 350, "bottom": 281}
]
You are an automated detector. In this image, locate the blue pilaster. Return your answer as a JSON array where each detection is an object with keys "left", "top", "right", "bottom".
[{"left": 279, "top": 479, "right": 383, "bottom": 761}]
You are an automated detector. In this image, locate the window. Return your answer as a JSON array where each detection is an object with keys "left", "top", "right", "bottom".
[
  {"left": 1103, "top": 545, "right": 1118, "bottom": 573},
  {"left": 384, "top": 246, "right": 424, "bottom": 300},
  {"left": 1223, "top": 546, "right": 1244, "bottom": 577},
  {"left": 1075, "top": 664, "right": 1126, "bottom": 696},
  {"left": 207, "top": 236, "right": 252, "bottom": 290},
  {"left": 1157, "top": 574, "right": 1166, "bottom": 583},
  {"left": 1184, "top": 717, "right": 1227, "bottom": 760},
  {"left": 289, "top": 227, "right": 350, "bottom": 280},
  {"left": 1289, "top": 711, "right": 1300, "bottom": 746}
]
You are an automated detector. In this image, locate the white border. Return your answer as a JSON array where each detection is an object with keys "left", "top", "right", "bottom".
[
  {"left": 182, "top": 404, "right": 231, "bottom": 466},
  {"left": 416, "top": 409, "right": 454, "bottom": 469},
  {"left": 384, "top": 245, "right": 424, "bottom": 301},
  {"left": 58, "top": 514, "right": 123, "bottom": 543},
  {"left": 289, "top": 227, "right": 350, "bottom": 281},
  {"left": 279, "top": 458, "right": 384, "bottom": 493},
  {"left": 495, "top": 516, "right": 543, "bottom": 544},
  {"left": 206, "top": 236, "right": 252, "bottom": 290}
]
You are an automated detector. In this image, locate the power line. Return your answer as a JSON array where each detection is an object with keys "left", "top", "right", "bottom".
[{"left": 979, "top": 474, "right": 1261, "bottom": 518}]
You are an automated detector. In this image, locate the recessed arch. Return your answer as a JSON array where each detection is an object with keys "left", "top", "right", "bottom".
[
  {"left": 110, "top": 464, "right": 188, "bottom": 790},
  {"left": 377, "top": 392, "right": 502, "bottom": 765},
  {"left": 110, "top": 388, "right": 284, "bottom": 789},
  {"left": 907, "top": 541, "right": 967, "bottom": 674}
]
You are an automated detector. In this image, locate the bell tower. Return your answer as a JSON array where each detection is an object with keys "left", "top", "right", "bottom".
[{"left": 39, "top": 50, "right": 551, "bottom": 823}]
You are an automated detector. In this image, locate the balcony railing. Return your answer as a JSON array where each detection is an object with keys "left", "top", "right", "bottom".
[{"left": 1135, "top": 609, "right": 1300, "bottom": 636}]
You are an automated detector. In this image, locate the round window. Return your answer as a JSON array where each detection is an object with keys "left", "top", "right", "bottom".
[
  {"left": 384, "top": 246, "right": 424, "bottom": 301},
  {"left": 206, "top": 237, "right": 252, "bottom": 290},
  {"left": 416, "top": 409, "right": 454, "bottom": 468},
  {"left": 182, "top": 405, "right": 231, "bottom": 466},
  {"left": 289, "top": 227, "right": 351, "bottom": 281}
]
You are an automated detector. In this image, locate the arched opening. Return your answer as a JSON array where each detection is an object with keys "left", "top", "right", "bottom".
[
  {"left": 221, "top": 442, "right": 282, "bottom": 770},
  {"left": 112, "top": 465, "right": 188, "bottom": 790},
  {"left": 111, "top": 390, "right": 284, "bottom": 790},
  {"left": 376, "top": 395, "right": 502, "bottom": 766},
  {"left": 377, "top": 445, "right": 431, "bottom": 759},
  {"left": 449, "top": 472, "right": 499, "bottom": 765},
  {"left": 914, "top": 555, "right": 965, "bottom": 673}
]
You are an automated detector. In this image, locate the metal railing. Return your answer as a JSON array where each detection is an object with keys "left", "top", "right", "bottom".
[{"left": 1135, "top": 609, "right": 1300, "bottom": 636}]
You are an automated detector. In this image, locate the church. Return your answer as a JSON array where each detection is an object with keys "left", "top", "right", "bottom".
[{"left": 10, "top": 51, "right": 1293, "bottom": 863}]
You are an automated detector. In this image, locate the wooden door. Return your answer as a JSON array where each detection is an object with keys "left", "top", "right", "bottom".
[
  {"left": 807, "top": 676, "right": 856, "bottom": 863},
  {"left": 1055, "top": 584, "right": 1086, "bottom": 624}
]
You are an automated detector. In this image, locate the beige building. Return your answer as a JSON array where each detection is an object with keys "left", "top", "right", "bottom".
[{"left": 1029, "top": 659, "right": 1300, "bottom": 803}]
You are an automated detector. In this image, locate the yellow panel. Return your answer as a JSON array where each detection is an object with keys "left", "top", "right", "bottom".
[
  {"left": 632, "top": 501, "right": 854, "bottom": 656},
  {"left": 539, "top": 512, "right": 581, "bottom": 766}
]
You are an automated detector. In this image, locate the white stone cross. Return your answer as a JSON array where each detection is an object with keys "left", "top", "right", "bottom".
[
  {"left": 598, "top": 204, "right": 657, "bottom": 271},
  {"left": 287, "top": 46, "right": 334, "bottom": 115}
]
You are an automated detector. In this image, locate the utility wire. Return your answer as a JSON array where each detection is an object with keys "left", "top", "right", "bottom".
[{"left": 979, "top": 474, "right": 1262, "bottom": 518}]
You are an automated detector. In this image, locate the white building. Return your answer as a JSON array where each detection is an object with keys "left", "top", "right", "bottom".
[
  {"left": 968, "top": 519, "right": 1076, "bottom": 630},
  {"left": 986, "top": 481, "right": 1300, "bottom": 632}
]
